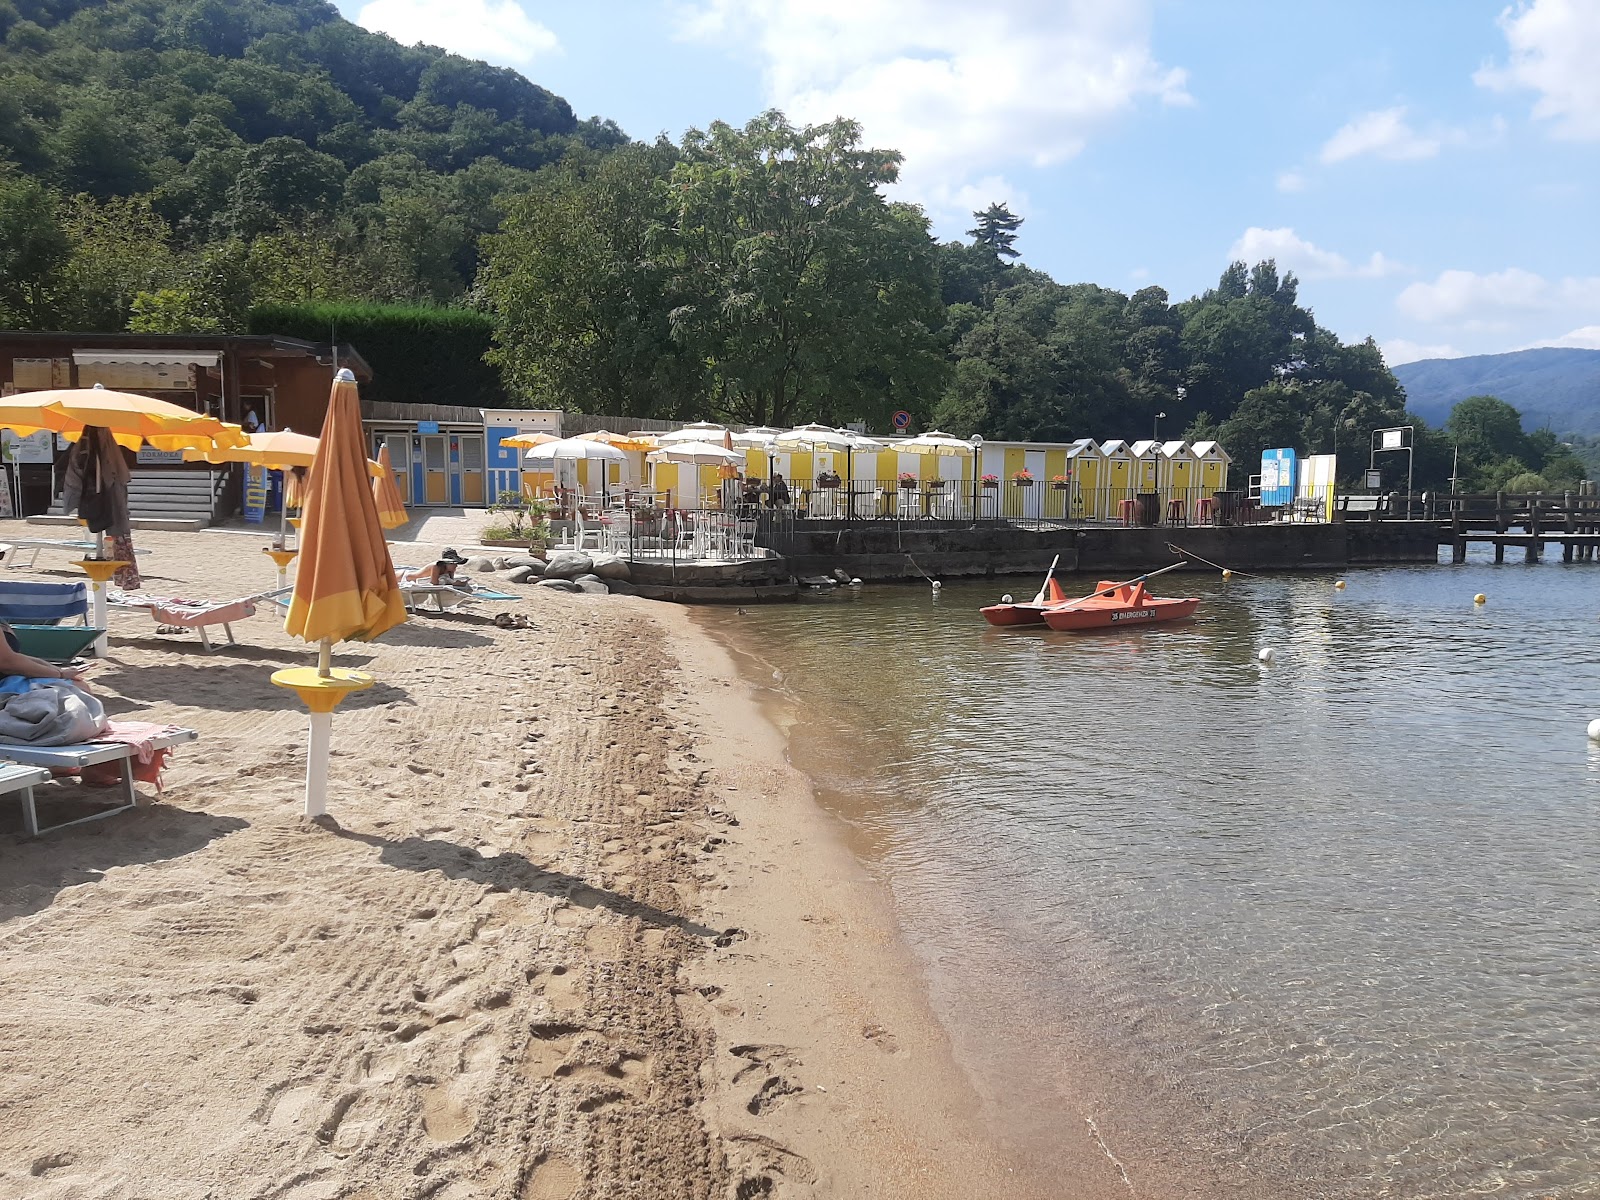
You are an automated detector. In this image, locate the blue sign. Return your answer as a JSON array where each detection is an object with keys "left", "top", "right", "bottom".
[
  {"left": 1259, "top": 448, "right": 1297, "bottom": 506},
  {"left": 243, "top": 463, "right": 268, "bottom": 524},
  {"left": 417, "top": 420, "right": 440, "bottom": 434},
  {"left": 891, "top": 410, "right": 912, "bottom": 430}
]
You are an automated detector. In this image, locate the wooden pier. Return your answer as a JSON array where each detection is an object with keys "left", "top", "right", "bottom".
[{"left": 1386, "top": 486, "right": 1600, "bottom": 564}]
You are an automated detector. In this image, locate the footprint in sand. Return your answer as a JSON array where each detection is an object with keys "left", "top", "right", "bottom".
[
  {"left": 521, "top": 1153, "right": 582, "bottom": 1199},
  {"left": 421, "top": 1083, "right": 473, "bottom": 1142},
  {"left": 526, "top": 963, "right": 580, "bottom": 1009},
  {"left": 517, "top": 1022, "right": 581, "bottom": 1078}
]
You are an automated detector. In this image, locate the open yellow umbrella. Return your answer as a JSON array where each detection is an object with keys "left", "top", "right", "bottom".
[
  {"left": 372, "top": 444, "right": 408, "bottom": 530},
  {"left": 273, "top": 369, "right": 407, "bottom": 817},
  {"left": 0, "top": 384, "right": 244, "bottom": 451},
  {"left": 500, "top": 431, "right": 559, "bottom": 450},
  {"left": 184, "top": 429, "right": 385, "bottom": 476},
  {"left": 574, "top": 429, "right": 656, "bottom": 453}
]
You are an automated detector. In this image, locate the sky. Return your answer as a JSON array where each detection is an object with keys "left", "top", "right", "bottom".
[{"left": 333, "top": 0, "right": 1600, "bottom": 367}]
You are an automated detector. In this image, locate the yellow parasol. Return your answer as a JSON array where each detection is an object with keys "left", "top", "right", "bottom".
[
  {"left": 575, "top": 429, "right": 656, "bottom": 453},
  {"left": 274, "top": 370, "right": 407, "bottom": 818},
  {"left": 500, "top": 431, "right": 560, "bottom": 450},
  {"left": 372, "top": 444, "right": 409, "bottom": 530},
  {"left": 182, "top": 429, "right": 385, "bottom": 476},
  {"left": 0, "top": 384, "right": 245, "bottom": 451}
]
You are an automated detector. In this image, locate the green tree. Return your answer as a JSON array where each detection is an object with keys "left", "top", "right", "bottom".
[
  {"left": 662, "top": 110, "right": 945, "bottom": 427},
  {"left": 967, "top": 202, "right": 1023, "bottom": 262},
  {"left": 1446, "top": 395, "right": 1528, "bottom": 466},
  {"left": 0, "top": 171, "right": 68, "bottom": 325},
  {"left": 1217, "top": 383, "right": 1304, "bottom": 473}
]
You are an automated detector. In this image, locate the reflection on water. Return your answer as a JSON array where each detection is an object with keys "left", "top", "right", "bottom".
[{"left": 703, "top": 558, "right": 1600, "bottom": 1199}]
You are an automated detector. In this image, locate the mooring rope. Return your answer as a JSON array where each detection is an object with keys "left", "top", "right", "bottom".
[{"left": 1166, "top": 541, "right": 1257, "bottom": 578}]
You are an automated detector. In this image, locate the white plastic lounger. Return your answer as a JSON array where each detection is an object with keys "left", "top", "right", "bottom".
[
  {"left": 0, "top": 762, "right": 52, "bottom": 836},
  {"left": 0, "top": 539, "right": 100, "bottom": 569},
  {"left": 396, "top": 575, "right": 518, "bottom": 613},
  {"left": 1, "top": 727, "right": 198, "bottom": 835},
  {"left": 108, "top": 586, "right": 292, "bottom": 651}
]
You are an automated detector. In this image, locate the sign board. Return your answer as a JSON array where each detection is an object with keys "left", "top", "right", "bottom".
[
  {"left": 891, "top": 410, "right": 912, "bottom": 430},
  {"left": 1259, "top": 447, "right": 1297, "bottom": 506},
  {"left": 2, "top": 429, "right": 56, "bottom": 464},
  {"left": 136, "top": 446, "right": 186, "bottom": 465},
  {"left": 1380, "top": 428, "right": 1405, "bottom": 450},
  {"left": 243, "top": 463, "right": 268, "bottom": 524},
  {"left": 417, "top": 420, "right": 441, "bottom": 434},
  {"left": 1366, "top": 469, "right": 1383, "bottom": 490}
]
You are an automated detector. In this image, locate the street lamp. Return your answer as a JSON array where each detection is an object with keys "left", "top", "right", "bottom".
[{"left": 1153, "top": 411, "right": 1166, "bottom": 442}]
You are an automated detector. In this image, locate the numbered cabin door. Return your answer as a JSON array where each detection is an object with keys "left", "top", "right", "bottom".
[
  {"left": 459, "top": 433, "right": 485, "bottom": 506},
  {"left": 422, "top": 434, "right": 449, "bottom": 505},
  {"left": 382, "top": 433, "right": 412, "bottom": 504}
]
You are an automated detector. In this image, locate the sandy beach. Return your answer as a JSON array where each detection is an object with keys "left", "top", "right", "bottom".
[{"left": 0, "top": 521, "right": 1127, "bottom": 1199}]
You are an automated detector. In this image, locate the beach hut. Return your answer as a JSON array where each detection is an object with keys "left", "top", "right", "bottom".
[
  {"left": 1099, "top": 441, "right": 1135, "bottom": 516},
  {"left": 1193, "top": 441, "right": 1231, "bottom": 494},
  {"left": 1065, "top": 439, "right": 1101, "bottom": 519},
  {"left": 1128, "top": 440, "right": 1162, "bottom": 495},
  {"left": 1159, "top": 440, "right": 1200, "bottom": 510}
]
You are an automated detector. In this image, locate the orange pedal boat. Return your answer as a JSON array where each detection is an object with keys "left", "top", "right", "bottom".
[
  {"left": 979, "top": 577, "right": 1069, "bottom": 626},
  {"left": 1039, "top": 579, "right": 1200, "bottom": 631}
]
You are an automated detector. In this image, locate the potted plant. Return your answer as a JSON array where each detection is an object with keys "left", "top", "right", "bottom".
[
  {"left": 1051, "top": 474, "right": 1072, "bottom": 491},
  {"left": 898, "top": 472, "right": 918, "bottom": 490},
  {"left": 927, "top": 477, "right": 945, "bottom": 490},
  {"left": 483, "top": 491, "right": 553, "bottom": 550},
  {"left": 1012, "top": 469, "right": 1034, "bottom": 487},
  {"left": 980, "top": 473, "right": 999, "bottom": 489}
]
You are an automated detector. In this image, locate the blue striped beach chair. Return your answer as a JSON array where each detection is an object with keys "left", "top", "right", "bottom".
[{"left": 0, "top": 580, "right": 101, "bottom": 663}]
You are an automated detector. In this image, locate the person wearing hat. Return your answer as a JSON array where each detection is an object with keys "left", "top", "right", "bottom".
[{"left": 401, "top": 547, "right": 469, "bottom": 588}]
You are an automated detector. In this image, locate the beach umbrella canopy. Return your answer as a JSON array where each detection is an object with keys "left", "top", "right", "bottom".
[
  {"left": 0, "top": 384, "right": 245, "bottom": 452},
  {"left": 892, "top": 430, "right": 974, "bottom": 456},
  {"left": 774, "top": 423, "right": 856, "bottom": 452},
  {"left": 184, "top": 429, "right": 385, "bottom": 477},
  {"left": 731, "top": 428, "right": 779, "bottom": 449},
  {"left": 286, "top": 370, "right": 406, "bottom": 652},
  {"left": 574, "top": 429, "right": 656, "bottom": 453},
  {"left": 523, "top": 437, "right": 627, "bottom": 464},
  {"left": 646, "top": 441, "right": 743, "bottom": 466},
  {"left": 372, "top": 444, "right": 409, "bottom": 530},
  {"left": 656, "top": 421, "right": 729, "bottom": 445},
  {"left": 500, "top": 431, "right": 560, "bottom": 450}
]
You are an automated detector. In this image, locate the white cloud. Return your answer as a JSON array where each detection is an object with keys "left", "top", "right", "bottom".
[
  {"left": 1396, "top": 268, "right": 1600, "bottom": 329},
  {"left": 1383, "top": 339, "right": 1465, "bottom": 366},
  {"left": 1318, "top": 107, "right": 1448, "bottom": 164},
  {"left": 1228, "top": 227, "right": 1401, "bottom": 280},
  {"left": 1536, "top": 324, "right": 1600, "bottom": 349},
  {"left": 1476, "top": 0, "right": 1600, "bottom": 140},
  {"left": 676, "top": 1, "right": 1189, "bottom": 219},
  {"left": 356, "top": 0, "right": 559, "bottom": 67},
  {"left": 1275, "top": 170, "right": 1308, "bottom": 193}
]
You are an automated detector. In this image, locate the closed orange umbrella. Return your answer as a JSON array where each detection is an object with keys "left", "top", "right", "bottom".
[
  {"left": 372, "top": 444, "right": 409, "bottom": 530},
  {"left": 286, "top": 371, "right": 406, "bottom": 650},
  {"left": 274, "top": 369, "right": 406, "bottom": 818}
]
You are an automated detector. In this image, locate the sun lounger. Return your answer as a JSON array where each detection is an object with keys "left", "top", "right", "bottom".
[
  {"left": 0, "top": 538, "right": 99, "bottom": 570},
  {"left": 10, "top": 625, "right": 101, "bottom": 663},
  {"left": 396, "top": 574, "right": 518, "bottom": 613},
  {"left": 0, "top": 761, "right": 52, "bottom": 836},
  {"left": 0, "top": 579, "right": 90, "bottom": 625},
  {"left": 108, "top": 586, "right": 292, "bottom": 651},
  {"left": 1, "top": 726, "right": 198, "bottom": 836}
]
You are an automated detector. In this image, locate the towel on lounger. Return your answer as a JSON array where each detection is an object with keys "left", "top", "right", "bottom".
[{"left": 0, "top": 678, "right": 108, "bottom": 745}]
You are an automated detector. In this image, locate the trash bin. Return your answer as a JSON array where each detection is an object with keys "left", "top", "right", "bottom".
[
  {"left": 1136, "top": 492, "right": 1160, "bottom": 526},
  {"left": 1211, "top": 490, "right": 1239, "bottom": 526}
]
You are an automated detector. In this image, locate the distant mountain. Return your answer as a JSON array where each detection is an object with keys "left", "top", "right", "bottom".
[{"left": 1394, "top": 347, "right": 1600, "bottom": 435}]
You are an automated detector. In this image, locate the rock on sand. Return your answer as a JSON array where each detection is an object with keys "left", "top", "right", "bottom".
[
  {"left": 589, "top": 553, "right": 632, "bottom": 581},
  {"left": 543, "top": 551, "right": 593, "bottom": 580},
  {"left": 538, "top": 577, "right": 583, "bottom": 592}
]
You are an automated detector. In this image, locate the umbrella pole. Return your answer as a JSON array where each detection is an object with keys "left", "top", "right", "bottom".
[{"left": 317, "top": 638, "right": 332, "bottom": 678}]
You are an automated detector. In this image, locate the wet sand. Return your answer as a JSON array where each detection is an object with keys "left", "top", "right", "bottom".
[{"left": 0, "top": 524, "right": 1119, "bottom": 1198}]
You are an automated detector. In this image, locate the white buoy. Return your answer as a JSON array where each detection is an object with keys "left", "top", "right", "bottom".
[
  {"left": 1000, "top": 593, "right": 1014, "bottom": 604},
  {"left": 1258, "top": 647, "right": 1275, "bottom": 664},
  {"left": 1334, "top": 580, "right": 1347, "bottom": 590},
  {"left": 1474, "top": 593, "right": 1487, "bottom": 606},
  {"left": 850, "top": 578, "right": 862, "bottom": 586},
  {"left": 931, "top": 580, "right": 942, "bottom": 590},
  {"left": 1588, "top": 718, "right": 1600, "bottom": 741}
]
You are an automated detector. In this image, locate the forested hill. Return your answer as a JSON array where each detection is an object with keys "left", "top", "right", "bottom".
[
  {"left": 0, "top": 0, "right": 623, "bottom": 318},
  {"left": 1394, "top": 348, "right": 1600, "bottom": 436}
]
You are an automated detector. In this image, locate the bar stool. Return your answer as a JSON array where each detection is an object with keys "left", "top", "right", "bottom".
[
  {"left": 1195, "top": 497, "right": 1214, "bottom": 524},
  {"left": 1119, "top": 499, "right": 1138, "bottom": 526},
  {"left": 1166, "top": 498, "right": 1187, "bottom": 526}
]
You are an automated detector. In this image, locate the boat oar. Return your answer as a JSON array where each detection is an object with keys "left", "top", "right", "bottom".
[
  {"left": 1054, "top": 561, "right": 1189, "bottom": 609},
  {"left": 1030, "top": 553, "right": 1061, "bottom": 604}
]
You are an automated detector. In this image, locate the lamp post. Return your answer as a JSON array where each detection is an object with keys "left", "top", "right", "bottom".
[{"left": 1153, "top": 411, "right": 1166, "bottom": 442}]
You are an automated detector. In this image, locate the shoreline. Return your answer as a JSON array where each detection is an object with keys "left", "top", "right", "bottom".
[{"left": 668, "top": 604, "right": 1134, "bottom": 1198}]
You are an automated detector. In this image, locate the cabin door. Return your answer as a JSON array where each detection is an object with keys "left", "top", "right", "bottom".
[{"left": 422, "top": 434, "right": 449, "bottom": 505}]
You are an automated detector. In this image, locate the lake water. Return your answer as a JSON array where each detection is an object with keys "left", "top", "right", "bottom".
[{"left": 702, "top": 554, "right": 1600, "bottom": 1199}]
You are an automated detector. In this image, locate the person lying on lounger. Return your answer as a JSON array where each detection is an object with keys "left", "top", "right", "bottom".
[
  {"left": 399, "top": 548, "right": 472, "bottom": 589},
  {"left": 0, "top": 623, "right": 89, "bottom": 684}
]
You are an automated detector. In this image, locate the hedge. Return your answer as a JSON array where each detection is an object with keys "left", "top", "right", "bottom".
[{"left": 247, "top": 302, "right": 518, "bottom": 410}]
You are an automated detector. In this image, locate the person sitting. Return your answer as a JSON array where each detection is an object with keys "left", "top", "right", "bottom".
[
  {"left": 0, "top": 623, "right": 89, "bottom": 685},
  {"left": 739, "top": 477, "right": 763, "bottom": 512},
  {"left": 768, "top": 473, "right": 791, "bottom": 508}
]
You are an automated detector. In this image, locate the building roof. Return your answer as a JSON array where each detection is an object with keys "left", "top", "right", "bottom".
[{"left": 0, "top": 331, "right": 372, "bottom": 380}]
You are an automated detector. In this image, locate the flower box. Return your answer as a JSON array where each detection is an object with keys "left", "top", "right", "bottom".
[
  {"left": 899, "top": 479, "right": 918, "bottom": 490},
  {"left": 980, "top": 479, "right": 999, "bottom": 489},
  {"left": 1051, "top": 482, "right": 1070, "bottom": 491},
  {"left": 926, "top": 479, "right": 945, "bottom": 490},
  {"left": 1012, "top": 477, "right": 1034, "bottom": 487}
]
